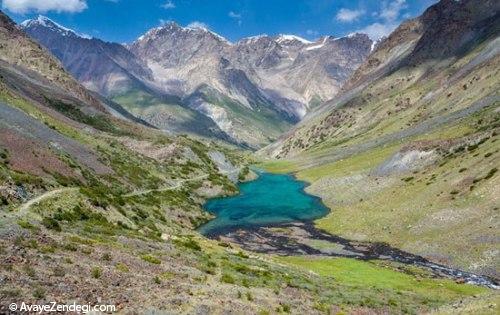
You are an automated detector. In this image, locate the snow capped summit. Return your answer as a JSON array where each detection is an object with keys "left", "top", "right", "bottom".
[
  {"left": 135, "top": 22, "right": 231, "bottom": 45},
  {"left": 276, "top": 34, "right": 312, "bottom": 45},
  {"left": 20, "top": 15, "right": 91, "bottom": 39},
  {"left": 237, "top": 34, "right": 274, "bottom": 45}
]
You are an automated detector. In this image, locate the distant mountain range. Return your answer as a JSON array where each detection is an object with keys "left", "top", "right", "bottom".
[{"left": 21, "top": 17, "right": 373, "bottom": 147}]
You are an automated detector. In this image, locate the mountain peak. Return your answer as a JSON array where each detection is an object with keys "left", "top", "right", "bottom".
[
  {"left": 136, "top": 22, "right": 231, "bottom": 45},
  {"left": 276, "top": 34, "right": 312, "bottom": 45},
  {"left": 20, "top": 15, "right": 91, "bottom": 39}
]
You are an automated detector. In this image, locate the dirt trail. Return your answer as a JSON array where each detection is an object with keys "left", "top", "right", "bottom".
[{"left": 17, "top": 187, "right": 78, "bottom": 216}]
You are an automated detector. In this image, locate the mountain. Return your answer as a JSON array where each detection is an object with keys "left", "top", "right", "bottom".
[
  {"left": 0, "top": 13, "right": 106, "bottom": 113},
  {"left": 260, "top": 0, "right": 500, "bottom": 278},
  {"left": 20, "top": 16, "right": 153, "bottom": 96},
  {"left": 19, "top": 16, "right": 230, "bottom": 142},
  {"left": 21, "top": 18, "right": 372, "bottom": 148},
  {"left": 1, "top": 4, "right": 498, "bottom": 314}
]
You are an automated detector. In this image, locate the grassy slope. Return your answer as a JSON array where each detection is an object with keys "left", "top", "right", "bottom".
[
  {"left": 112, "top": 89, "right": 224, "bottom": 138},
  {"left": 279, "top": 256, "right": 485, "bottom": 300},
  {"left": 259, "top": 38, "right": 500, "bottom": 279}
]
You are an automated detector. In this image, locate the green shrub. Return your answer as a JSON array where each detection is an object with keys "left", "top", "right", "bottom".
[
  {"left": 101, "top": 253, "right": 112, "bottom": 261},
  {"left": 282, "top": 304, "right": 291, "bottom": 313},
  {"left": 238, "top": 166, "right": 250, "bottom": 181},
  {"left": 41, "top": 217, "right": 61, "bottom": 231},
  {"left": 115, "top": 263, "right": 129, "bottom": 273},
  {"left": 91, "top": 267, "right": 102, "bottom": 279},
  {"left": 246, "top": 291, "right": 253, "bottom": 301},
  {"left": 17, "top": 220, "right": 36, "bottom": 230},
  {"left": 220, "top": 273, "right": 235, "bottom": 284},
  {"left": 24, "top": 266, "right": 36, "bottom": 278},
  {"left": 81, "top": 247, "right": 93, "bottom": 255},
  {"left": 484, "top": 168, "right": 498, "bottom": 180},
  {"left": 174, "top": 238, "right": 201, "bottom": 251},
  {"left": 236, "top": 251, "right": 249, "bottom": 259},
  {"left": 39, "top": 245, "right": 56, "bottom": 254},
  {"left": 62, "top": 243, "right": 77, "bottom": 251},
  {"left": 33, "top": 286, "right": 45, "bottom": 299},
  {"left": 52, "top": 266, "right": 65, "bottom": 277},
  {"left": 141, "top": 254, "right": 161, "bottom": 265}
]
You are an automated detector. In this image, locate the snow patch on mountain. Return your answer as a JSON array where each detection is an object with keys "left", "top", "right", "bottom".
[
  {"left": 306, "top": 37, "right": 328, "bottom": 51},
  {"left": 276, "top": 34, "right": 312, "bottom": 44}
]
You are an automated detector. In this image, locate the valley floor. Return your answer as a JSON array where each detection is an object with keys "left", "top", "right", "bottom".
[{"left": 259, "top": 98, "right": 500, "bottom": 281}]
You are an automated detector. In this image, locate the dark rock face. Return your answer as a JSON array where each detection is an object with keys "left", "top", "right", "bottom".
[
  {"left": 345, "top": 0, "right": 500, "bottom": 91},
  {"left": 408, "top": 0, "right": 500, "bottom": 64}
]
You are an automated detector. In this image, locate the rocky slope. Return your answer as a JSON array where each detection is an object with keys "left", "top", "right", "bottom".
[
  {"left": 20, "top": 16, "right": 153, "bottom": 97},
  {"left": 22, "top": 18, "right": 372, "bottom": 148},
  {"left": 260, "top": 0, "right": 500, "bottom": 278}
]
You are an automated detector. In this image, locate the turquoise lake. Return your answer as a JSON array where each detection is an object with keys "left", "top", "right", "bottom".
[{"left": 198, "top": 170, "right": 329, "bottom": 236}]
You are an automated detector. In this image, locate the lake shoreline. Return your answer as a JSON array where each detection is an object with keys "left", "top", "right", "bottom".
[
  {"left": 198, "top": 169, "right": 499, "bottom": 289},
  {"left": 197, "top": 169, "right": 329, "bottom": 235}
]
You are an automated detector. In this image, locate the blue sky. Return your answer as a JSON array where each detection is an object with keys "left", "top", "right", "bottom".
[{"left": 2, "top": 0, "right": 437, "bottom": 43}]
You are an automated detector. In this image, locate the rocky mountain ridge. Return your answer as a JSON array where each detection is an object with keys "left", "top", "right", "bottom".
[{"left": 21, "top": 17, "right": 373, "bottom": 147}]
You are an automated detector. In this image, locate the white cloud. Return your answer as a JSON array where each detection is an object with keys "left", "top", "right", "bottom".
[
  {"left": 306, "top": 29, "right": 319, "bottom": 36},
  {"left": 353, "top": 0, "right": 409, "bottom": 40},
  {"left": 379, "top": 0, "right": 407, "bottom": 22},
  {"left": 336, "top": 8, "right": 365, "bottom": 22},
  {"left": 356, "top": 22, "right": 397, "bottom": 40},
  {"left": 187, "top": 21, "right": 208, "bottom": 29},
  {"left": 161, "top": 0, "right": 175, "bottom": 9},
  {"left": 2, "top": 0, "right": 87, "bottom": 13},
  {"left": 228, "top": 11, "right": 241, "bottom": 19},
  {"left": 228, "top": 11, "right": 242, "bottom": 26}
]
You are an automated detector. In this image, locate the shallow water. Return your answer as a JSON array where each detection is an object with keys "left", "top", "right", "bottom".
[{"left": 198, "top": 170, "right": 329, "bottom": 236}]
